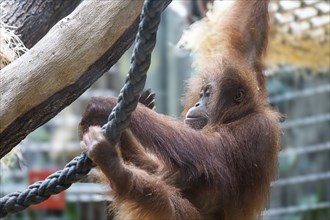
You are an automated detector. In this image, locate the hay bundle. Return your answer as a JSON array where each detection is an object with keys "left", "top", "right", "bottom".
[
  {"left": 179, "top": 1, "right": 329, "bottom": 70},
  {"left": 0, "top": 9, "right": 27, "bottom": 69},
  {"left": 178, "top": 1, "right": 234, "bottom": 70}
]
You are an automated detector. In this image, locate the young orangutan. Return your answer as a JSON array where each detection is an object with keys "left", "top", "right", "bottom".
[{"left": 80, "top": 0, "right": 281, "bottom": 219}]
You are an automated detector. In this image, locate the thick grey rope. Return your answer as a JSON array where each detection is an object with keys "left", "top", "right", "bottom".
[
  {"left": 0, "top": 155, "right": 92, "bottom": 217},
  {"left": 0, "top": 0, "right": 171, "bottom": 217},
  {"left": 103, "top": 0, "right": 168, "bottom": 143}
]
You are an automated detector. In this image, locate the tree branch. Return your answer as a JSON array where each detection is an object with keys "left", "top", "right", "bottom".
[
  {"left": 2, "top": 0, "right": 81, "bottom": 48},
  {"left": 0, "top": 0, "right": 144, "bottom": 158}
]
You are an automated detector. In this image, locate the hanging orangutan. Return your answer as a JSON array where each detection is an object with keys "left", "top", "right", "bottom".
[{"left": 80, "top": 0, "right": 281, "bottom": 219}]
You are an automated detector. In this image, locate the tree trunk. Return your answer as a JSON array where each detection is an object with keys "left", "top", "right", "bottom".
[
  {"left": 2, "top": 0, "right": 81, "bottom": 48},
  {"left": 0, "top": 0, "right": 145, "bottom": 158}
]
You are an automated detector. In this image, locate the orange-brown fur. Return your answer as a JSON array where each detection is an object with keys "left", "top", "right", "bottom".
[{"left": 80, "top": 0, "right": 281, "bottom": 219}]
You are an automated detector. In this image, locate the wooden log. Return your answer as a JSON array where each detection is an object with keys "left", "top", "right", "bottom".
[
  {"left": 0, "top": 0, "right": 144, "bottom": 158},
  {"left": 2, "top": 0, "right": 81, "bottom": 48}
]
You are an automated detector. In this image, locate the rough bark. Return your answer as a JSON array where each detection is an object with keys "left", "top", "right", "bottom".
[
  {"left": 0, "top": 0, "right": 144, "bottom": 158},
  {"left": 1, "top": 0, "right": 81, "bottom": 48}
]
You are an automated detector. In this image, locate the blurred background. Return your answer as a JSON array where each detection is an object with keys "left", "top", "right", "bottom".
[{"left": 0, "top": 0, "right": 329, "bottom": 219}]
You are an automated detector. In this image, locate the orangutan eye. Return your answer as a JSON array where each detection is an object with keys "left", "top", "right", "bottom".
[
  {"left": 234, "top": 89, "right": 244, "bottom": 102},
  {"left": 204, "top": 88, "right": 211, "bottom": 97},
  {"left": 203, "top": 85, "right": 212, "bottom": 97}
]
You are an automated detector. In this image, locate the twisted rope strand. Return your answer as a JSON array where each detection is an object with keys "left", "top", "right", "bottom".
[
  {"left": 0, "top": 155, "right": 93, "bottom": 217},
  {"left": 104, "top": 0, "right": 167, "bottom": 143},
  {"left": 0, "top": 0, "right": 171, "bottom": 217}
]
